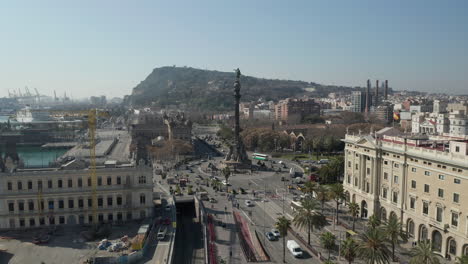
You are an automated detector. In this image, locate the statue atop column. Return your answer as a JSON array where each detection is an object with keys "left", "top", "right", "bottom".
[{"left": 225, "top": 68, "right": 251, "bottom": 167}]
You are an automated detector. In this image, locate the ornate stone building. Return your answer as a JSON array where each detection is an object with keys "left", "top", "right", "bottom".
[{"left": 343, "top": 127, "right": 468, "bottom": 258}]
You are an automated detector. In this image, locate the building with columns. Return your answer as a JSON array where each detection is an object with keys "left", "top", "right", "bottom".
[{"left": 343, "top": 128, "right": 468, "bottom": 259}]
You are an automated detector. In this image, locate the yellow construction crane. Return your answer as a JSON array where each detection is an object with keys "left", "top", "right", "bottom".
[{"left": 28, "top": 108, "right": 109, "bottom": 225}]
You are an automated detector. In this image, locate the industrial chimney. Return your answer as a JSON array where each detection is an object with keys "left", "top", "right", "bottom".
[{"left": 384, "top": 80, "right": 388, "bottom": 100}]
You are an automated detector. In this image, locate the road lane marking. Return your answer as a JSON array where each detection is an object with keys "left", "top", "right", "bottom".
[
  {"left": 239, "top": 209, "right": 255, "bottom": 225},
  {"left": 249, "top": 179, "right": 259, "bottom": 186}
]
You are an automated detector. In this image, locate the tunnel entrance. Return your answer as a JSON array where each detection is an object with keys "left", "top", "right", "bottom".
[{"left": 173, "top": 200, "right": 204, "bottom": 264}]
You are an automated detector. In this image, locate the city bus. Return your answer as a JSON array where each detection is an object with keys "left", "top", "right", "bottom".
[{"left": 252, "top": 153, "right": 268, "bottom": 161}]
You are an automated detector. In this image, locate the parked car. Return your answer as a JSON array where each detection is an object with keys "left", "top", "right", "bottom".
[
  {"left": 222, "top": 180, "right": 230, "bottom": 186},
  {"left": 265, "top": 232, "right": 277, "bottom": 241},
  {"left": 209, "top": 197, "right": 217, "bottom": 203},
  {"left": 271, "top": 229, "right": 281, "bottom": 238},
  {"left": 245, "top": 200, "right": 253, "bottom": 207}
]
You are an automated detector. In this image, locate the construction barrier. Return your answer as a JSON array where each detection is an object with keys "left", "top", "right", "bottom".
[{"left": 232, "top": 211, "right": 257, "bottom": 262}]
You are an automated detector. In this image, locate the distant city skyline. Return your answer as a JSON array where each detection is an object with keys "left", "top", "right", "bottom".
[{"left": 1, "top": 0, "right": 468, "bottom": 98}]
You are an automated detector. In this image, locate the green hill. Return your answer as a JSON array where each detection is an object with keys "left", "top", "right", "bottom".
[{"left": 125, "top": 66, "right": 360, "bottom": 110}]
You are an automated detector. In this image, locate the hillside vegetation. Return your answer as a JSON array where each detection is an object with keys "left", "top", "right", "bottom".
[{"left": 126, "top": 66, "right": 361, "bottom": 110}]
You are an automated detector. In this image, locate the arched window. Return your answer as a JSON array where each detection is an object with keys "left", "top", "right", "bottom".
[
  {"left": 432, "top": 230, "right": 442, "bottom": 252},
  {"left": 419, "top": 225, "right": 428, "bottom": 241},
  {"left": 361, "top": 200, "right": 368, "bottom": 218},
  {"left": 448, "top": 238, "right": 457, "bottom": 255},
  {"left": 407, "top": 219, "right": 415, "bottom": 237},
  {"left": 380, "top": 207, "right": 387, "bottom": 221}
]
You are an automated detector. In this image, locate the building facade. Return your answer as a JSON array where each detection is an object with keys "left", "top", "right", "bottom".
[
  {"left": 274, "top": 98, "right": 321, "bottom": 122},
  {"left": 351, "top": 91, "right": 367, "bottom": 113},
  {"left": 343, "top": 129, "right": 468, "bottom": 258},
  {"left": 0, "top": 164, "right": 153, "bottom": 229}
]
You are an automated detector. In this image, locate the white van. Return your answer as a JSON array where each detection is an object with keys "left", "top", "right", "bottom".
[
  {"left": 287, "top": 240, "right": 303, "bottom": 258},
  {"left": 157, "top": 226, "right": 167, "bottom": 240}
]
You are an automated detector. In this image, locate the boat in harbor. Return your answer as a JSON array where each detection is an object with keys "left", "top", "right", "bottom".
[{"left": 14, "top": 106, "right": 53, "bottom": 123}]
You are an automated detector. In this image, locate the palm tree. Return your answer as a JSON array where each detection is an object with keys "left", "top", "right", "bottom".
[
  {"left": 303, "top": 180, "right": 317, "bottom": 195},
  {"left": 292, "top": 197, "right": 327, "bottom": 245},
  {"left": 320, "top": 231, "right": 336, "bottom": 260},
  {"left": 316, "top": 185, "right": 329, "bottom": 213},
  {"left": 275, "top": 216, "right": 291, "bottom": 263},
  {"left": 357, "top": 227, "right": 390, "bottom": 264},
  {"left": 456, "top": 255, "right": 468, "bottom": 264},
  {"left": 383, "top": 214, "right": 407, "bottom": 262},
  {"left": 341, "top": 237, "right": 358, "bottom": 264},
  {"left": 409, "top": 240, "right": 440, "bottom": 264},
  {"left": 367, "top": 214, "right": 381, "bottom": 230},
  {"left": 222, "top": 166, "right": 231, "bottom": 192},
  {"left": 347, "top": 202, "right": 360, "bottom": 231},
  {"left": 329, "top": 183, "right": 345, "bottom": 224}
]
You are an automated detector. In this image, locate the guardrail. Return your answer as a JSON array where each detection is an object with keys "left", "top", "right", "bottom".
[{"left": 166, "top": 196, "right": 176, "bottom": 264}]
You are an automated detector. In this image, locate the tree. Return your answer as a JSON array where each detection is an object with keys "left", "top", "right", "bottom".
[
  {"left": 341, "top": 237, "right": 358, "bottom": 264},
  {"left": 347, "top": 202, "right": 360, "bottom": 231},
  {"left": 367, "top": 214, "right": 381, "bottom": 230},
  {"left": 275, "top": 216, "right": 291, "bottom": 263},
  {"left": 329, "top": 183, "right": 345, "bottom": 224},
  {"left": 303, "top": 181, "right": 317, "bottom": 195},
  {"left": 316, "top": 185, "right": 329, "bottom": 213},
  {"left": 357, "top": 227, "right": 390, "bottom": 264},
  {"left": 383, "top": 214, "right": 407, "bottom": 262},
  {"left": 222, "top": 166, "right": 231, "bottom": 192},
  {"left": 313, "top": 137, "right": 324, "bottom": 159},
  {"left": 456, "top": 255, "right": 468, "bottom": 264},
  {"left": 409, "top": 240, "right": 440, "bottom": 264},
  {"left": 320, "top": 231, "right": 336, "bottom": 260},
  {"left": 292, "top": 198, "right": 326, "bottom": 245}
]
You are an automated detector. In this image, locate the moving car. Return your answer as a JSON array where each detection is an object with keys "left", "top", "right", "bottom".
[
  {"left": 244, "top": 200, "right": 253, "bottom": 207},
  {"left": 222, "top": 180, "right": 229, "bottom": 186},
  {"left": 287, "top": 240, "right": 303, "bottom": 258},
  {"left": 271, "top": 228, "right": 280, "bottom": 238},
  {"left": 318, "top": 159, "right": 330, "bottom": 164},
  {"left": 157, "top": 227, "right": 167, "bottom": 240},
  {"left": 265, "top": 232, "right": 277, "bottom": 241}
]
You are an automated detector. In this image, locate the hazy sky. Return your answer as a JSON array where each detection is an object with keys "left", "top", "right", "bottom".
[{"left": 1, "top": 0, "right": 467, "bottom": 99}]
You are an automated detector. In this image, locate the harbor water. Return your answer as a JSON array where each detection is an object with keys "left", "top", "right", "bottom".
[{"left": 12, "top": 146, "right": 69, "bottom": 168}]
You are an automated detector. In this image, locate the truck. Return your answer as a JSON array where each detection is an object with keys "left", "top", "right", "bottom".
[{"left": 287, "top": 240, "right": 303, "bottom": 258}]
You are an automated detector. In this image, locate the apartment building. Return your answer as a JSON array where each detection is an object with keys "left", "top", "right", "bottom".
[
  {"left": 343, "top": 128, "right": 468, "bottom": 258},
  {"left": 274, "top": 98, "right": 321, "bottom": 123},
  {"left": 0, "top": 164, "right": 153, "bottom": 229}
]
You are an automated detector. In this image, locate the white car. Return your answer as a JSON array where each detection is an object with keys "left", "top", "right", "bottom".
[
  {"left": 271, "top": 229, "right": 281, "bottom": 238},
  {"left": 244, "top": 200, "right": 253, "bottom": 207},
  {"left": 222, "top": 180, "right": 229, "bottom": 186}
]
